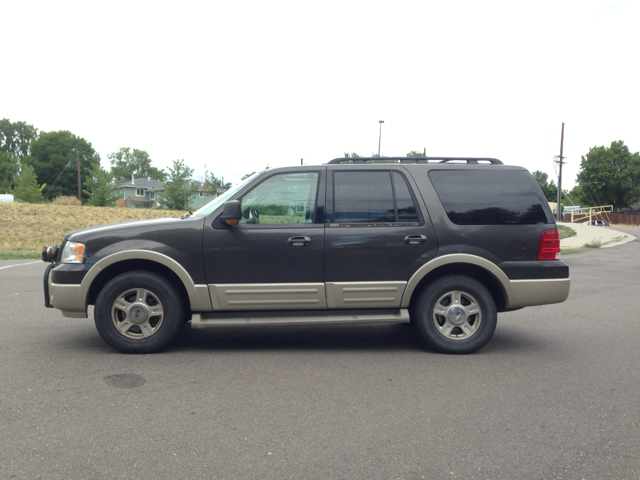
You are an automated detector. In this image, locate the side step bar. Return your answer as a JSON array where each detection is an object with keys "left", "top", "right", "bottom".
[{"left": 191, "top": 309, "right": 410, "bottom": 329}]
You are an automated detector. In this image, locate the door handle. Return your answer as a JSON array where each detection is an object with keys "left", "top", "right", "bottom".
[
  {"left": 404, "top": 234, "right": 427, "bottom": 245},
  {"left": 288, "top": 236, "right": 312, "bottom": 247}
]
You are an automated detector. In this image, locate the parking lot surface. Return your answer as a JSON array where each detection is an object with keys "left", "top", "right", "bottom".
[{"left": 2, "top": 229, "right": 640, "bottom": 479}]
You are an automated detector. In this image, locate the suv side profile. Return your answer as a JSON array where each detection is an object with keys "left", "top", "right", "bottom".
[{"left": 42, "top": 157, "right": 570, "bottom": 354}]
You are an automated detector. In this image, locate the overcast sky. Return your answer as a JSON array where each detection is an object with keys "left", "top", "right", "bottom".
[{"left": 2, "top": 0, "right": 638, "bottom": 190}]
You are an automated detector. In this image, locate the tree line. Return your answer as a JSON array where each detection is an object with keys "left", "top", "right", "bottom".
[
  {"left": 532, "top": 140, "right": 640, "bottom": 211},
  {"left": 3, "top": 118, "right": 638, "bottom": 211},
  {"left": 349, "top": 146, "right": 640, "bottom": 211},
  {"left": 0, "top": 118, "right": 229, "bottom": 209}
]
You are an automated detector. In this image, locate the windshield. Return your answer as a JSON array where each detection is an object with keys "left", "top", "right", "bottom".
[{"left": 192, "top": 172, "right": 264, "bottom": 217}]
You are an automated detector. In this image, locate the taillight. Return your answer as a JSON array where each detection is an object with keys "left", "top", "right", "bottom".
[{"left": 538, "top": 229, "right": 560, "bottom": 260}]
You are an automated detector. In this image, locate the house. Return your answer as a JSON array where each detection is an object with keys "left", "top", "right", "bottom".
[
  {"left": 116, "top": 177, "right": 165, "bottom": 208},
  {"left": 115, "top": 177, "right": 227, "bottom": 210}
]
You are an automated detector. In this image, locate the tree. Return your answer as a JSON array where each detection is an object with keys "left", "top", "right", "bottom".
[
  {"left": 84, "top": 164, "right": 119, "bottom": 207},
  {"left": 12, "top": 164, "right": 43, "bottom": 203},
  {"left": 108, "top": 147, "right": 165, "bottom": 182},
  {"left": 202, "top": 171, "right": 232, "bottom": 198},
  {"left": 0, "top": 151, "right": 19, "bottom": 193},
  {"left": 162, "top": 159, "right": 197, "bottom": 210},
  {"left": 531, "top": 170, "right": 558, "bottom": 202},
  {"left": 25, "top": 130, "right": 100, "bottom": 202},
  {"left": 0, "top": 118, "right": 37, "bottom": 158},
  {"left": 406, "top": 150, "right": 425, "bottom": 157},
  {"left": 576, "top": 141, "right": 640, "bottom": 210},
  {"left": 241, "top": 165, "right": 269, "bottom": 181},
  {"left": 0, "top": 119, "right": 38, "bottom": 191}
]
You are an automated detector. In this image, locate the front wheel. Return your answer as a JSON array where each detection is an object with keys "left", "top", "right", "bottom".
[
  {"left": 412, "top": 275, "right": 497, "bottom": 354},
  {"left": 94, "top": 271, "right": 185, "bottom": 353}
]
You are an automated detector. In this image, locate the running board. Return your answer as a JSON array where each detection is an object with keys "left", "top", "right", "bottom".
[{"left": 191, "top": 309, "right": 410, "bottom": 329}]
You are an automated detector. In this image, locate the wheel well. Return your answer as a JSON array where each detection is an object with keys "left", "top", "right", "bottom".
[
  {"left": 408, "top": 263, "right": 507, "bottom": 312},
  {"left": 87, "top": 259, "right": 192, "bottom": 315}
]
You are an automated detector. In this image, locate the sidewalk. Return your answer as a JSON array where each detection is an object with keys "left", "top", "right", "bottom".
[{"left": 559, "top": 222, "right": 637, "bottom": 249}]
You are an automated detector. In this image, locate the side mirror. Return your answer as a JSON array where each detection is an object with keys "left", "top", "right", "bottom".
[{"left": 221, "top": 200, "right": 242, "bottom": 225}]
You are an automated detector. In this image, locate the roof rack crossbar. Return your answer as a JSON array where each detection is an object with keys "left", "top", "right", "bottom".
[{"left": 327, "top": 157, "right": 503, "bottom": 165}]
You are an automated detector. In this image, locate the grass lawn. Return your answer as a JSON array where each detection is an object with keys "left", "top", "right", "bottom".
[
  {"left": 557, "top": 224, "right": 576, "bottom": 239},
  {"left": 0, "top": 203, "right": 187, "bottom": 259}
]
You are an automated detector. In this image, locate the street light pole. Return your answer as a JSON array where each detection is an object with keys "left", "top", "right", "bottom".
[{"left": 378, "top": 120, "right": 384, "bottom": 157}]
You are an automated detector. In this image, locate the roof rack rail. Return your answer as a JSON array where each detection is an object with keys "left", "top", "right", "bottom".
[{"left": 327, "top": 157, "right": 503, "bottom": 165}]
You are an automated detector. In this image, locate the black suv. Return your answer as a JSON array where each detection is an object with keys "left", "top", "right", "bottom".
[{"left": 42, "top": 157, "right": 569, "bottom": 354}]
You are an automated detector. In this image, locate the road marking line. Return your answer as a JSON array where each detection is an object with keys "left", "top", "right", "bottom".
[{"left": 0, "top": 261, "right": 41, "bottom": 271}]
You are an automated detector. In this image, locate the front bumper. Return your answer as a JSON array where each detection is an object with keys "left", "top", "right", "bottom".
[{"left": 43, "top": 262, "right": 88, "bottom": 318}]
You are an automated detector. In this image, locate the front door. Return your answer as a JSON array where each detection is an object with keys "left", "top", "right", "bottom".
[{"left": 203, "top": 169, "right": 327, "bottom": 311}]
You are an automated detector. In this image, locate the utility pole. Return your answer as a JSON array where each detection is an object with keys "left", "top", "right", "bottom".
[
  {"left": 378, "top": 120, "right": 384, "bottom": 156},
  {"left": 555, "top": 123, "right": 565, "bottom": 222},
  {"left": 75, "top": 149, "right": 82, "bottom": 202}
]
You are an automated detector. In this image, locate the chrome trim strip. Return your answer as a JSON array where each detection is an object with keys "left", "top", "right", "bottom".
[
  {"left": 191, "top": 308, "right": 410, "bottom": 328},
  {"left": 209, "top": 283, "right": 327, "bottom": 311},
  {"left": 326, "top": 282, "right": 406, "bottom": 309}
]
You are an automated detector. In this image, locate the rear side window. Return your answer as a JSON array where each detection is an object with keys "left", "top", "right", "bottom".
[
  {"left": 333, "top": 171, "right": 420, "bottom": 224},
  {"left": 429, "top": 170, "right": 550, "bottom": 225}
]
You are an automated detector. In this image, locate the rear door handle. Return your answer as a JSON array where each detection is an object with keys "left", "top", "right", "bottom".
[
  {"left": 288, "top": 236, "right": 312, "bottom": 247},
  {"left": 404, "top": 234, "right": 427, "bottom": 245}
]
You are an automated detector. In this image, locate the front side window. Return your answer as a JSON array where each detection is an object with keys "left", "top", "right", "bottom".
[
  {"left": 333, "top": 171, "right": 420, "bottom": 224},
  {"left": 239, "top": 172, "right": 319, "bottom": 225}
]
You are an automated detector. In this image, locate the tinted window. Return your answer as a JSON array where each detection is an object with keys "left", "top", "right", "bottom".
[
  {"left": 430, "top": 170, "right": 549, "bottom": 225},
  {"left": 333, "top": 171, "right": 420, "bottom": 223},
  {"left": 240, "top": 172, "right": 319, "bottom": 225},
  {"left": 393, "top": 172, "right": 420, "bottom": 222}
]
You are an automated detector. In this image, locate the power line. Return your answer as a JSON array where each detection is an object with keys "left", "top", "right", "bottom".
[{"left": 42, "top": 155, "right": 75, "bottom": 199}]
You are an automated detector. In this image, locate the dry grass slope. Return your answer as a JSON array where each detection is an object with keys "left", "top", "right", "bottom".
[{"left": 0, "top": 203, "right": 187, "bottom": 255}]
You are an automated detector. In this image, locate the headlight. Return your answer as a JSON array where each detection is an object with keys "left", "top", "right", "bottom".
[{"left": 61, "top": 242, "right": 86, "bottom": 263}]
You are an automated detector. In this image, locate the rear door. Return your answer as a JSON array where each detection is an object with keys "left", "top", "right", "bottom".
[{"left": 323, "top": 167, "right": 438, "bottom": 308}]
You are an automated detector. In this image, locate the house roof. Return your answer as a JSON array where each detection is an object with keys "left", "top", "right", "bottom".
[{"left": 118, "top": 178, "right": 165, "bottom": 191}]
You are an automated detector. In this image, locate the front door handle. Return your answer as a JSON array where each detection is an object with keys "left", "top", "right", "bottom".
[
  {"left": 288, "top": 236, "right": 312, "bottom": 247},
  {"left": 404, "top": 234, "right": 427, "bottom": 246}
]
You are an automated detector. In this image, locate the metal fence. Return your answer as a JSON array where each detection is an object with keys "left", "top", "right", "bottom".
[{"left": 570, "top": 213, "right": 640, "bottom": 226}]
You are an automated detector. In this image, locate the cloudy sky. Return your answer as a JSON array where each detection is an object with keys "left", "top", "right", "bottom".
[{"left": 2, "top": 0, "right": 638, "bottom": 190}]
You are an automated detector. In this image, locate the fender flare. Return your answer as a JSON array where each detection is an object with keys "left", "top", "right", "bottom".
[
  {"left": 400, "top": 253, "right": 513, "bottom": 308},
  {"left": 79, "top": 250, "right": 212, "bottom": 311}
]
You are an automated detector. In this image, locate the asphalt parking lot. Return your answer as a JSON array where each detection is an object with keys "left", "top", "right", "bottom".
[{"left": 2, "top": 228, "right": 640, "bottom": 479}]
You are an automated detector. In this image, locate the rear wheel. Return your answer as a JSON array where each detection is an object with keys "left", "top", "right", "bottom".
[
  {"left": 94, "top": 271, "right": 185, "bottom": 353},
  {"left": 412, "top": 275, "right": 497, "bottom": 354}
]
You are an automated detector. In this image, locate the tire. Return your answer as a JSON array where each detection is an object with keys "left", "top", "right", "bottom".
[
  {"left": 94, "top": 271, "right": 185, "bottom": 354},
  {"left": 412, "top": 275, "right": 497, "bottom": 354}
]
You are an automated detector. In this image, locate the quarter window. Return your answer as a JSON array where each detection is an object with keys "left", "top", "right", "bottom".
[{"left": 429, "top": 170, "right": 550, "bottom": 225}]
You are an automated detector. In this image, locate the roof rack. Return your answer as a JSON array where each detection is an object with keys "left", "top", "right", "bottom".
[{"left": 327, "top": 157, "right": 503, "bottom": 165}]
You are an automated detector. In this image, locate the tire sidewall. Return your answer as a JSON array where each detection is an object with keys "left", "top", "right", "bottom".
[
  {"left": 94, "top": 271, "right": 185, "bottom": 354},
  {"left": 414, "top": 275, "right": 497, "bottom": 354}
]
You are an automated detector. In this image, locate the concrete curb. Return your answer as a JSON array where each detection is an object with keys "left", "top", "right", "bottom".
[{"left": 559, "top": 222, "right": 637, "bottom": 249}]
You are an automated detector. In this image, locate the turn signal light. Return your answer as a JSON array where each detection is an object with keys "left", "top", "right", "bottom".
[{"left": 538, "top": 229, "right": 560, "bottom": 260}]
